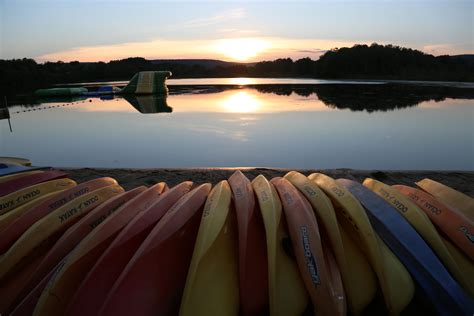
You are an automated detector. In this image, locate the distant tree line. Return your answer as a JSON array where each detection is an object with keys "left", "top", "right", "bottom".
[
  {"left": 315, "top": 44, "right": 473, "bottom": 81},
  {"left": 0, "top": 43, "right": 473, "bottom": 96}
]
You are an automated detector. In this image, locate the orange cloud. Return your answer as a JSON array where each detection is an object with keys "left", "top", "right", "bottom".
[
  {"left": 36, "top": 37, "right": 366, "bottom": 62},
  {"left": 422, "top": 44, "right": 473, "bottom": 56}
]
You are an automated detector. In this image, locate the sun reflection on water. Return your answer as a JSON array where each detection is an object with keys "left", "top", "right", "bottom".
[
  {"left": 221, "top": 91, "right": 261, "bottom": 113},
  {"left": 228, "top": 78, "right": 257, "bottom": 85}
]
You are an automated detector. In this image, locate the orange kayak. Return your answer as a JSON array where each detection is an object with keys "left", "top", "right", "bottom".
[
  {"left": 228, "top": 171, "right": 268, "bottom": 316},
  {"left": 416, "top": 178, "right": 474, "bottom": 222},
  {"left": 0, "top": 187, "right": 144, "bottom": 314},
  {"left": 394, "top": 185, "right": 474, "bottom": 261},
  {"left": 0, "top": 170, "right": 68, "bottom": 197},
  {"left": 100, "top": 183, "right": 211, "bottom": 316},
  {"left": 271, "top": 177, "right": 346, "bottom": 316},
  {"left": 66, "top": 182, "right": 193, "bottom": 316},
  {"left": 33, "top": 183, "right": 166, "bottom": 316},
  {"left": 0, "top": 177, "right": 117, "bottom": 254}
]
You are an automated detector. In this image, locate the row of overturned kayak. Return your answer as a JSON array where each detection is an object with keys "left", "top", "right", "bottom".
[{"left": 0, "top": 166, "right": 473, "bottom": 315}]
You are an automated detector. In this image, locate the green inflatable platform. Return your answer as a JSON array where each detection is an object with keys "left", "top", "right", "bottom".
[
  {"left": 120, "top": 71, "right": 172, "bottom": 95},
  {"left": 34, "top": 87, "right": 88, "bottom": 97}
]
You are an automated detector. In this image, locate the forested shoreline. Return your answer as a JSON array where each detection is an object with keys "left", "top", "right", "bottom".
[{"left": 1, "top": 44, "right": 473, "bottom": 96}]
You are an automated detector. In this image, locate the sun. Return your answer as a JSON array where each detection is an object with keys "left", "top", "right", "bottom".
[{"left": 215, "top": 38, "right": 268, "bottom": 61}]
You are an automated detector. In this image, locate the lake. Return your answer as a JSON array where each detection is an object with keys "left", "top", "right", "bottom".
[{"left": 1, "top": 78, "right": 473, "bottom": 170}]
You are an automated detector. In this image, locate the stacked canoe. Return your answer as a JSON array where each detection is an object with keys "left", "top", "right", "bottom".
[{"left": 0, "top": 167, "right": 473, "bottom": 316}]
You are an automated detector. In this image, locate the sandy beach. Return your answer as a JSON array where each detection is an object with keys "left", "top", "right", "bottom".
[{"left": 64, "top": 168, "right": 474, "bottom": 196}]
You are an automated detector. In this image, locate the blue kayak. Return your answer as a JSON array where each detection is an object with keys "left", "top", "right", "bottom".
[
  {"left": 337, "top": 178, "right": 474, "bottom": 316},
  {"left": 0, "top": 164, "right": 47, "bottom": 177}
]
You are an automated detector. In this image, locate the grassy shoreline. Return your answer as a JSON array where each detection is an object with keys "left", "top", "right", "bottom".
[{"left": 64, "top": 168, "right": 474, "bottom": 195}]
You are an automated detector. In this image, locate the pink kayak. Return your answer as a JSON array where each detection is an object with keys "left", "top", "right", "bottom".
[
  {"left": 66, "top": 182, "right": 193, "bottom": 316},
  {"left": 228, "top": 171, "right": 268, "bottom": 316},
  {"left": 0, "top": 170, "right": 68, "bottom": 197},
  {"left": 32, "top": 183, "right": 167, "bottom": 316},
  {"left": 99, "top": 183, "right": 212, "bottom": 316},
  {"left": 0, "top": 187, "right": 145, "bottom": 314}
]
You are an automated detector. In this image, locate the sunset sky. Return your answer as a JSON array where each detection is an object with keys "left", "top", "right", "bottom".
[{"left": 1, "top": 0, "right": 472, "bottom": 62}]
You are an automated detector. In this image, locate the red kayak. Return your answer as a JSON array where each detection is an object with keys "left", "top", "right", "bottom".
[
  {"left": 33, "top": 183, "right": 167, "bottom": 316},
  {"left": 0, "top": 177, "right": 117, "bottom": 254},
  {"left": 271, "top": 177, "right": 346, "bottom": 316},
  {"left": 10, "top": 261, "right": 62, "bottom": 316},
  {"left": 0, "top": 187, "right": 145, "bottom": 314},
  {"left": 0, "top": 170, "right": 68, "bottom": 197},
  {"left": 99, "top": 183, "right": 212, "bottom": 316},
  {"left": 0, "top": 247, "right": 48, "bottom": 315},
  {"left": 66, "top": 182, "right": 193, "bottom": 316},
  {"left": 228, "top": 171, "right": 268, "bottom": 316}
]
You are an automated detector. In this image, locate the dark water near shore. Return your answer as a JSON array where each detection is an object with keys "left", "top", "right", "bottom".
[{"left": 1, "top": 79, "right": 473, "bottom": 170}]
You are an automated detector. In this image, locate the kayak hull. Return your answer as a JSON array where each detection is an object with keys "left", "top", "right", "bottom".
[
  {"left": 179, "top": 181, "right": 239, "bottom": 316},
  {"left": 66, "top": 182, "right": 192, "bottom": 316},
  {"left": 252, "top": 175, "right": 308, "bottom": 316},
  {"left": 394, "top": 185, "right": 474, "bottom": 261},
  {"left": 3, "top": 187, "right": 144, "bottom": 312},
  {"left": 0, "top": 178, "right": 117, "bottom": 254},
  {"left": 228, "top": 171, "right": 269, "bottom": 316},
  {"left": 0, "top": 170, "right": 68, "bottom": 197},
  {"left": 101, "top": 183, "right": 211, "bottom": 316},
  {"left": 33, "top": 184, "right": 167, "bottom": 316},
  {"left": 272, "top": 177, "right": 346, "bottom": 316},
  {"left": 338, "top": 179, "right": 474, "bottom": 316}
]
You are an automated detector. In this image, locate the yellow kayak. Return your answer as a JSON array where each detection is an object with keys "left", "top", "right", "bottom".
[
  {"left": 443, "top": 238, "right": 474, "bottom": 291},
  {"left": 251, "top": 175, "right": 308, "bottom": 316},
  {"left": 364, "top": 178, "right": 474, "bottom": 297},
  {"left": 0, "top": 157, "right": 31, "bottom": 166},
  {"left": 0, "top": 178, "right": 76, "bottom": 215},
  {"left": 416, "top": 178, "right": 474, "bottom": 222},
  {"left": 0, "top": 184, "right": 123, "bottom": 280},
  {"left": 180, "top": 180, "right": 239, "bottom": 316},
  {"left": 284, "top": 171, "right": 375, "bottom": 315},
  {"left": 309, "top": 173, "right": 414, "bottom": 315},
  {"left": 0, "top": 183, "right": 75, "bottom": 232},
  {"left": 0, "top": 171, "right": 43, "bottom": 184}
]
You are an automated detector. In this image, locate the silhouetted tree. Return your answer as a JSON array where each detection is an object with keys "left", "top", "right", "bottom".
[{"left": 1, "top": 44, "right": 473, "bottom": 96}]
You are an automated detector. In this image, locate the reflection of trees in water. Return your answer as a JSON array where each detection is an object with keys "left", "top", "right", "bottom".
[
  {"left": 253, "top": 85, "right": 314, "bottom": 97},
  {"left": 6, "top": 84, "right": 474, "bottom": 114},
  {"left": 0, "top": 107, "right": 10, "bottom": 120},
  {"left": 169, "top": 86, "right": 230, "bottom": 95},
  {"left": 254, "top": 84, "right": 474, "bottom": 112}
]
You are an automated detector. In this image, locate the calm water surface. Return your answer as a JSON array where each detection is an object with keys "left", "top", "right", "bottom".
[{"left": 1, "top": 79, "right": 473, "bottom": 170}]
